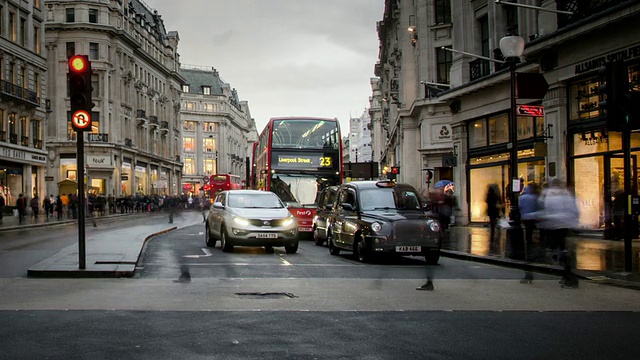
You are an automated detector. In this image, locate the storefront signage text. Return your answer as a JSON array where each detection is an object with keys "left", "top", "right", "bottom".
[
  {"left": 575, "top": 44, "right": 640, "bottom": 74},
  {"left": 431, "top": 124, "right": 452, "bottom": 143},
  {"left": 1, "top": 146, "right": 46, "bottom": 164},
  {"left": 87, "top": 155, "right": 112, "bottom": 168}
]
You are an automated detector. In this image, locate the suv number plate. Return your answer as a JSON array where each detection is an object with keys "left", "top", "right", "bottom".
[
  {"left": 256, "top": 233, "right": 278, "bottom": 239},
  {"left": 396, "top": 246, "right": 421, "bottom": 252}
]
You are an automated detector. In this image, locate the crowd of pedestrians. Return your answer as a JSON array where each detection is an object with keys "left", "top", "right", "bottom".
[
  {"left": 0, "top": 192, "right": 209, "bottom": 225},
  {"left": 484, "top": 178, "right": 581, "bottom": 288}
]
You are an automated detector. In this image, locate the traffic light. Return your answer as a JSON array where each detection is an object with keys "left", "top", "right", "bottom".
[
  {"left": 599, "top": 61, "right": 629, "bottom": 132},
  {"left": 390, "top": 167, "right": 400, "bottom": 175},
  {"left": 68, "top": 55, "right": 93, "bottom": 131}
]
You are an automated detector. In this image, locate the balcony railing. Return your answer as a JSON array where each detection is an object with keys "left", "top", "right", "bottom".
[
  {"left": 9, "top": 133, "right": 18, "bottom": 144},
  {"left": 149, "top": 115, "right": 159, "bottom": 128},
  {"left": 136, "top": 109, "right": 146, "bottom": 118},
  {"left": 67, "top": 133, "right": 77, "bottom": 141},
  {"left": 124, "top": 138, "right": 133, "bottom": 147},
  {"left": 21, "top": 136, "right": 29, "bottom": 147},
  {"left": 160, "top": 121, "right": 169, "bottom": 129},
  {"left": 557, "top": 0, "right": 623, "bottom": 28},
  {"left": 0, "top": 79, "right": 39, "bottom": 106},
  {"left": 33, "top": 139, "right": 42, "bottom": 149},
  {"left": 0, "top": 130, "right": 5, "bottom": 142},
  {"left": 469, "top": 58, "right": 491, "bottom": 82}
]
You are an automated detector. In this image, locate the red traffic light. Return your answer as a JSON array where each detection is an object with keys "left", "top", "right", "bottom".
[
  {"left": 69, "top": 55, "right": 88, "bottom": 72},
  {"left": 391, "top": 166, "right": 400, "bottom": 175}
]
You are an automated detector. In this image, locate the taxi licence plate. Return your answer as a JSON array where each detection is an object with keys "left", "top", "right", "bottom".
[
  {"left": 396, "top": 246, "right": 421, "bottom": 252},
  {"left": 256, "top": 233, "right": 278, "bottom": 239},
  {"left": 298, "top": 227, "right": 313, "bottom": 232}
]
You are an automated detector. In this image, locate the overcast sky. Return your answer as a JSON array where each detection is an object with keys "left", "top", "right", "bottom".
[{"left": 148, "top": 0, "right": 385, "bottom": 134}]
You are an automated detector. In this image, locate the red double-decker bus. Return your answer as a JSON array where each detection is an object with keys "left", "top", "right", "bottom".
[
  {"left": 251, "top": 117, "right": 344, "bottom": 236},
  {"left": 205, "top": 173, "right": 242, "bottom": 198}
]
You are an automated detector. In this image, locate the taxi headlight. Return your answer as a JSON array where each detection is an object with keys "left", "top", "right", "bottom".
[
  {"left": 371, "top": 222, "right": 382, "bottom": 233},
  {"left": 233, "top": 216, "right": 250, "bottom": 227},
  {"left": 428, "top": 220, "right": 441, "bottom": 232},
  {"left": 282, "top": 216, "right": 295, "bottom": 227}
]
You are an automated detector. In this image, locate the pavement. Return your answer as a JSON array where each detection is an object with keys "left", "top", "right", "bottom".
[{"left": 2, "top": 210, "right": 640, "bottom": 289}]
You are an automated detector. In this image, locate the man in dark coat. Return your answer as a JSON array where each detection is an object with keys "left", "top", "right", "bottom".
[{"left": 16, "top": 194, "right": 27, "bottom": 224}]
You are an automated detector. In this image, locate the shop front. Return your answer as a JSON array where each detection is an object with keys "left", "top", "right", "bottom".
[
  {"left": 1, "top": 145, "right": 46, "bottom": 206},
  {"left": 467, "top": 111, "right": 547, "bottom": 223},
  {"left": 121, "top": 159, "right": 132, "bottom": 196},
  {"left": 135, "top": 162, "right": 148, "bottom": 194},
  {"left": 86, "top": 154, "right": 113, "bottom": 196}
]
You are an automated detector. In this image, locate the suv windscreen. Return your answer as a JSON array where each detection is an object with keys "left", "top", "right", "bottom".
[
  {"left": 228, "top": 193, "right": 284, "bottom": 209},
  {"left": 359, "top": 188, "right": 422, "bottom": 211}
]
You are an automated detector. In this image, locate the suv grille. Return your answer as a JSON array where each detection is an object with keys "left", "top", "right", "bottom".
[{"left": 247, "top": 218, "right": 287, "bottom": 227}]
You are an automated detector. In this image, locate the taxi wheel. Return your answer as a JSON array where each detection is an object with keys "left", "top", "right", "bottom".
[
  {"left": 354, "top": 237, "right": 373, "bottom": 263},
  {"left": 285, "top": 242, "right": 298, "bottom": 254},
  {"left": 328, "top": 232, "right": 340, "bottom": 255},
  {"left": 425, "top": 249, "right": 440, "bottom": 265},
  {"left": 205, "top": 225, "right": 216, "bottom": 248},
  {"left": 221, "top": 227, "right": 234, "bottom": 253},
  {"left": 313, "top": 228, "right": 324, "bottom": 246}
]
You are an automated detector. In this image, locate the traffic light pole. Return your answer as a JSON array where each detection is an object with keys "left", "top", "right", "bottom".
[{"left": 77, "top": 133, "right": 86, "bottom": 269}]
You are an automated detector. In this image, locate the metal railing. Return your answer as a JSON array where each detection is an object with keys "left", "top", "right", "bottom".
[
  {"left": 470, "top": 58, "right": 491, "bottom": 81},
  {"left": 0, "top": 79, "right": 39, "bottom": 106}
]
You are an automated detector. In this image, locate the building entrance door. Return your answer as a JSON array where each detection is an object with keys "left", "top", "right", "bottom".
[{"left": 604, "top": 155, "right": 637, "bottom": 239}]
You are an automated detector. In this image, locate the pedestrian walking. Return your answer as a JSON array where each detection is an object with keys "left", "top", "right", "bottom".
[
  {"left": 16, "top": 194, "right": 27, "bottom": 224},
  {"left": 30, "top": 194, "right": 40, "bottom": 219},
  {"left": 0, "top": 193, "right": 5, "bottom": 222},
  {"left": 55, "top": 195, "right": 63, "bottom": 220},
  {"left": 519, "top": 183, "right": 540, "bottom": 247},
  {"left": 536, "top": 179, "right": 580, "bottom": 288},
  {"left": 485, "top": 183, "right": 502, "bottom": 245},
  {"left": 43, "top": 195, "right": 52, "bottom": 220}
]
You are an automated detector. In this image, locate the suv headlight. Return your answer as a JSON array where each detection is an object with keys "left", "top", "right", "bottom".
[
  {"left": 282, "top": 215, "right": 295, "bottom": 227},
  {"left": 233, "top": 216, "right": 250, "bottom": 226},
  {"left": 371, "top": 222, "right": 382, "bottom": 233},
  {"left": 428, "top": 220, "right": 441, "bottom": 232}
]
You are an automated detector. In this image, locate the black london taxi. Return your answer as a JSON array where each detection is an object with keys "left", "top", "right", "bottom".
[
  {"left": 312, "top": 185, "right": 339, "bottom": 246},
  {"left": 326, "top": 180, "right": 442, "bottom": 264}
]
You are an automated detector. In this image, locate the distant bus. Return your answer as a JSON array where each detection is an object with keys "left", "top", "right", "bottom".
[
  {"left": 251, "top": 117, "right": 344, "bottom": 236},
  {"left": 207, "top": 174, "right": 242, "bottom": 197}
]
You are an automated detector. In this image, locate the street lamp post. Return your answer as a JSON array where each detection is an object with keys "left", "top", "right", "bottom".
[{"left": 500, "top": 34, "right": 525, "bottom": 258}]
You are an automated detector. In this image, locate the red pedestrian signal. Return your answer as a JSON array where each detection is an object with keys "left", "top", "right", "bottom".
[
  {"left": 68, "top": 55, "right": 93, "bottom": 131},
  {"left": 390, "top": 167, "right": 400, "bottom": 175}
]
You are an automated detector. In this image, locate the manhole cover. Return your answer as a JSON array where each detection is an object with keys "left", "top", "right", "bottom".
[{"left": 235, "top": 292, "right": 297, "bottom": 299}]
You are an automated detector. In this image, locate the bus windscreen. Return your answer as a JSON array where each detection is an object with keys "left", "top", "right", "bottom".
[{"left": 271, "top": 119, "right": 340, "bottom": 150}]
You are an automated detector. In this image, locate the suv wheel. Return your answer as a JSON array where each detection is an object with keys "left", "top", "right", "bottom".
[
  {"left": 285, "top": 242, "right": 299, "bottom": 254},
  {"left": 205, "top": 225, "right": 216, "bottom": 247},
  {"left": 328, "top": 232, "right": 340, "bottom": 255},
  {"left": 221, "top": 227, "right": 234, "bottom": 253}
]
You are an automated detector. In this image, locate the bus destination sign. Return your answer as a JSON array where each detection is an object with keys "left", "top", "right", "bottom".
[{"left": 274, "top": 154, "right": 333, "bottom": 170}]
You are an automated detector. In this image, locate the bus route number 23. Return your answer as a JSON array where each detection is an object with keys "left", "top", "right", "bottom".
[{"left": 320, "top": 157, "right": 332, "bottom": 167}]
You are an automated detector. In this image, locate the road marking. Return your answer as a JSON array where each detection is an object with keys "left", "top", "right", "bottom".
[
  {"left": 278, "top": 256, "right": 292, "bottom": 266},
  {"left": 185, "top": 232, "right": 204, "bottom": 236},
  {"left": 183, "top": 248, "right": 213, "bottom": 258}
]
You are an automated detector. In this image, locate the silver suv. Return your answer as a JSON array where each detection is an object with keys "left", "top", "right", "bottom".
[{"left": 205, "top": 190, "right": 299, "bottom": 253}]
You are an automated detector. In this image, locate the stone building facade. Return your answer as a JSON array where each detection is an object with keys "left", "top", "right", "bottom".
[
  {"left": 179, "top": 65, "right": 257, "bottom": 195},
  {"left": 44, "top": 0, "right": 184, "bottom": 198},
  {"left": 372, "top": 0, "right": 640, "bottom": 230},
  {"left": 0, "top": 0, "right": 47, "bottom": 206}
]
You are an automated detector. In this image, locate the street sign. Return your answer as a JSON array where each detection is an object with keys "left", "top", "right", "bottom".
[
  {"left": 517, "top": 105, "right": 544, "bottom": 117},
  {"left": 203, "top": 176, "right": 209, "bottom": 184},
  {"left": 71, "top": 110, "right": 91, "bottom": 130},
  {"left": 516, "top": 73, "right": 549, "bottom": 99},
  {"left": 45, "top": 176, "right": 54, "bottom": 181}
]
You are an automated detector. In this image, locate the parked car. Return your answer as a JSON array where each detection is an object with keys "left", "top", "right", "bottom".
[
  {"left": 205, "top": 190, "right": 299, "bottom": 253},
  {"left": 326, "top": 180, "right": 442, "bottom": 264},
  {"left": 312, "top": 185, "right": 338, "bottom": 246}
]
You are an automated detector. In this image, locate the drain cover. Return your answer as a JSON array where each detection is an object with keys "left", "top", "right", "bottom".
[{"left": 235, "top": 292, "right": 297, "bottom": 299}]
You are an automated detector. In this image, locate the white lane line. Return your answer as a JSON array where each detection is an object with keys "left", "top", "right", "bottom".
[
  {"left": 278, "top": 256, "right": 292, "bottom": 266},
  {"left": 183, "top": 248, "right": 213, "bottom": 258}
]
